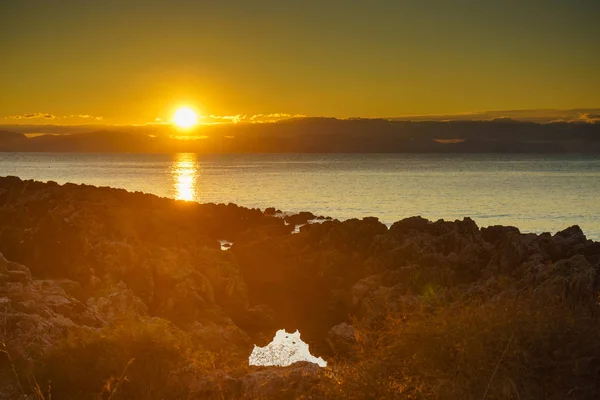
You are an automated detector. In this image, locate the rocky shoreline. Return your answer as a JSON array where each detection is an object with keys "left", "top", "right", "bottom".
[{"left": 1, "top": 176, "right": 599, "bottom": 399}]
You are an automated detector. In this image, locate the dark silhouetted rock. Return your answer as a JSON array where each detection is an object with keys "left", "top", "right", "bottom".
[{"left": 327, "top": 323, "right": 357, "bottom": 355}]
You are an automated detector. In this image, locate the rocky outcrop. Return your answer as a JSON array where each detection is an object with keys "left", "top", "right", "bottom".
[
  {"left": 188, "top": 362, "right": 325, "bottom": 400},
  {"left": 1, "top": 176, "right": 600, "bottom": 399},
  {"left": 0, "top": 253, "right": 101, "bottom": 365},
  {"left": 327, "top": 323, "right": 357, "bottom": 355},
  {"left": 284, "top": 212, "right": 316, "bottom": 226},
  {"left": 0, "top": 177, "right": 281, "bottom": 334}
]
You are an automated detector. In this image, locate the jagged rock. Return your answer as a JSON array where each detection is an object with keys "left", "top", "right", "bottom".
[
  {"left": 241, "top": 362, "right": 323, "bottom": 398},
  {"left": 284, "top": 212, "right": 316, "bottom": 226},
  {"left": 0, "top": 253, "right": 103, "bottom": 366},
  {"left": 189, "top": 362, "right": 324, "bottom": 400},
  {"left": 187, "top": 371, "right": 242, "bottom": 399},
  {"left": 485, "top": 232, "right": 550, "bottom": 276},
  {"left": 327, "top": 323, "right": 357, "bottom": 354},
  {"left": 189, "top": 319, "right": 251, "bottom": 352},
  {"left": 236, "top": 304, "right": 276, "bottom": 333},
  {"left": 481, "top": 225, "right": 521, "bottom": 244},
  {"left": 86, "top": 281, "right": 148, "bottom": 323},
  {"left": 389, "top": 215, "right": 431, "bottom": 235},
  {"left": 1, "top": 177, "right": 600, "bottom": 399},
  {"left": 550, "top": 225, "right": 589, "bottom": 260},
  {"left": 264, "top": 207, "right": 277, "bottom": 215},
  {"left": 0, "top": 253, "right": 32, "bottom": 282},
  {"left": 539, "top": 254, "right": 599, "bottom": 303}
]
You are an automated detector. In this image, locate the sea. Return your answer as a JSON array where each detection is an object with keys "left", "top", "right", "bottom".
[{"left": 1, "top": 153, "right": 599, "bottom": 240}]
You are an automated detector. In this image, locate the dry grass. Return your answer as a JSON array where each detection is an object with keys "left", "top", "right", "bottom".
[
  {"left": 25, "top": 317, "right": 218, "bottom": 400},
  {"left": 314, "top": 294, "right": 600, "bottom": 400}
]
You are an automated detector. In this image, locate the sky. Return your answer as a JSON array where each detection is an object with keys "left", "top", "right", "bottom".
[{"left": 1, "top": 0, "right": 599, "bottom": 125}]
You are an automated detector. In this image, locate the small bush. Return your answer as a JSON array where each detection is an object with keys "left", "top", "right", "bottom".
[
  {"left": 317, "top": 297, "right": 600, "bottom": 400},
  {"left": 35, "top": 317, "right": 216, "bottom": 399}
]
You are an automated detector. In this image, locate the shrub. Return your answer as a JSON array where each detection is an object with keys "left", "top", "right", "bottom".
[
  {"left": 317, "top": 296, "right": 600, "bottom": 400},
  {"left": 34, "top": 317, "right": 216, "bottom": 399}
]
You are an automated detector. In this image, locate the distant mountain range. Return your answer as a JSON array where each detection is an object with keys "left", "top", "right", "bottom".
[{"left": 1, "top": 117, "right": 599, "bottom": 153}]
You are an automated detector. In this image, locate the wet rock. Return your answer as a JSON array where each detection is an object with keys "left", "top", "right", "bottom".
[{"left": 284, "top": 212, "right": 316, "bottom": 226}]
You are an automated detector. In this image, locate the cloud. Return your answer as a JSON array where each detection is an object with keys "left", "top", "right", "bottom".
[
  {"left": 8, "top": 112, "right": 57, "bottom": 120},
  {"left": 5, "top": 113, "right": 104, "bottom": 122},
  {"left": 389, "top": 109, "right": 600, "bottom": 124},
  {"left": 77, "top": 114, "right": 103, "bottom": 121},
  {"left": 549, "top": 113, "right": 600, "bottom": 124},
  {"left": 63, "top": 114, "right": 104, "bottom": 121},
  {"left": 196, "top": 113, "right": 305, "bottom": 125},
  {"left": 248, "top": 113, "right": 306, "bottom": 123},
  {"left": 207, "top": 114, "right": 246, "bottom": 124},
  {"left": 577, "top": 113, "right": 600, "bottom": 123}
]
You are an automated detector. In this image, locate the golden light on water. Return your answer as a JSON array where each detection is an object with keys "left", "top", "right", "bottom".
[{"left": 172, "top": 153, "right": 198, "bottom": 201}]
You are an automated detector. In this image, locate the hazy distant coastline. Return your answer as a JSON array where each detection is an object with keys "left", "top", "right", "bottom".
[{"left": 2, "top": 117, "right": 600, "bottom": 153}]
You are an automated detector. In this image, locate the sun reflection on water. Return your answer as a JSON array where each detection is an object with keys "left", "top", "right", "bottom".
[{"left": 171, "top": 153, "right": 198, "bottom": 201}]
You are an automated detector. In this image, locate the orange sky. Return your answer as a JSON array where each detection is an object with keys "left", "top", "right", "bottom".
[{"left": 1, "top": 0, "right": 599, "bottom": 125}]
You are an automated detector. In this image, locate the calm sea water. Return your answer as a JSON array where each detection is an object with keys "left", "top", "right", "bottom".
[{"left": 1, "top": 153, "right": 599, "bottom": 240}]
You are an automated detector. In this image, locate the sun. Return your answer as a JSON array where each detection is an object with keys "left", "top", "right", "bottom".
[{"left": 173, "top": 107, "right": 198, "bottom": 129}]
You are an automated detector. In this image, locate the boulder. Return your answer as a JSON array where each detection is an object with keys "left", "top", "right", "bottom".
[
  {"left": 327, "top": 323, "right": 357, "bottom": 355},
  {"left": 284, "top": 212, "right": 316, "bottom": 226},
  {"left": 86, "top": 281, "right": 148, "bottom": 323},
  {"left": 481, "top": 225, "right": 521, "bottom": 244},
  {"left": 241, "top": 362, "right": 324, "bottom": 399},
  {"left": 264, "top": 207, "right": 277, "bottom": 215},
  {"left": 189, "top": 362, "right": 324, "bottom": 400}
]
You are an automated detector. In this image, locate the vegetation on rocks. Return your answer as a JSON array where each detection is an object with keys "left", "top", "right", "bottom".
[{"left": 1, "top": 176, "right": 599, "bottom": 399}]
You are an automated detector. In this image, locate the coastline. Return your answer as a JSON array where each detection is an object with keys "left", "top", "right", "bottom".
[{"left": 1, "top": 176, "right": 599, "bottom": 399}]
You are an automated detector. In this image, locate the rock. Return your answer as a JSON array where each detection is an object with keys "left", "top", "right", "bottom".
[
  {"left": 264, "top": 207, "right": 277, "bottom": 215},
  {"left": 533, "top": 254, "right": 599, "bottom": 305},
  {"left": 188, "top": 362, "right": 324, "bottom": 400},
  {"left": 241, "top": 362, "right": 324, "bottom": 398},
  {"left": 236, "top": 304, "right": 276, "bottom": 332},
  {"left": 389, "top": 216, "right": 431, "bottom": 235},
  {"left": 51, "top": 279, "right": 83, "bottom": 299},
  {"left": 327, "top": 323, "right": 357, "bottom": 355},
  {"left": 485, "top": 233, "right": 549, "bottom": 276},
  {"left": 86, "top": 281, "right": 148, "bottom": 323},
  {"left": 284, "top": 212, "right": 316, "bottom": 226},
  {"left": 0, "top": 254, "right": 104, "bottom": 365},
  {"left": 550, "top": 225, "right": 589, "bottom": 260},
  {"left": 0, "top": 253, "right": 32, "bottom": 281},
  {"left": 187, "top": 371, "right": 242, "bottom": 399},
  {"left": 188, "top": 319, "right": 251, "bottom": 352},
  {"left": 1, "top": 176, "right": 600, "bottom": 399},
  {"left": 481, "top": 225, "right": 521, "bottom": 244}
]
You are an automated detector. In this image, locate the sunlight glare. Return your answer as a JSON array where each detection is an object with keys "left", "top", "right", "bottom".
[{"left": 173, "top": 107, "right": 198, "bottom": 129}]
